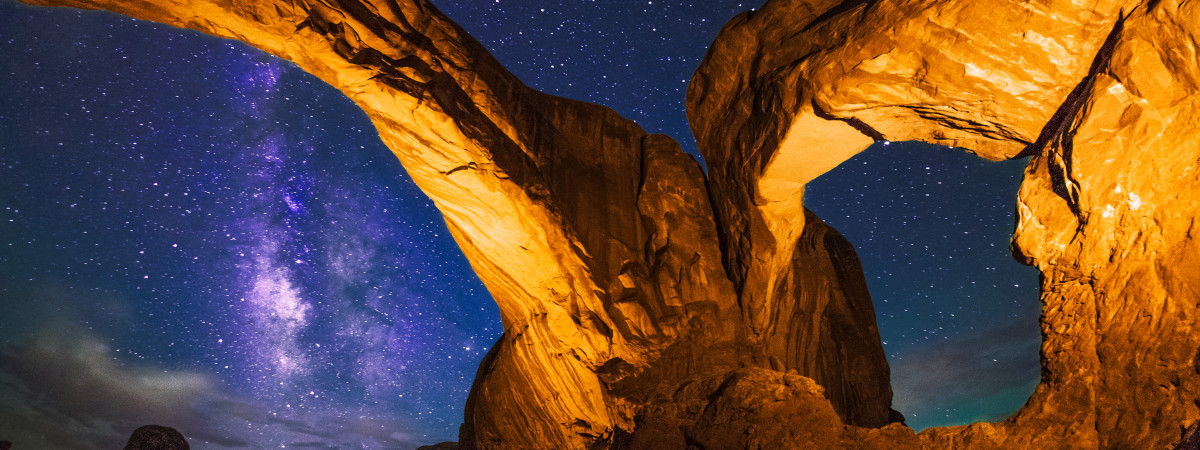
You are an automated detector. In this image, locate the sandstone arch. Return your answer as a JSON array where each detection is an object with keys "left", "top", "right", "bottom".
[
  {"left": 690, "top": 0, "right": 1200, "bottom": 448},
  {"left": 19, "top": 0, "right": 1200, "bottom": 448}
]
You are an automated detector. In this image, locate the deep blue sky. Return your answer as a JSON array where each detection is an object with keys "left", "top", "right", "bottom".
[
  {"left": 805, "top": 142, "right": 1040, "bottom": 429},
  {"left": 0, "top": 0, "right": 1040, "bottom": 447}
]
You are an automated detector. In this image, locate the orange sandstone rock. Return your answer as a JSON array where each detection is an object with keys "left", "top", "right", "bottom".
[
  {"left": 19, "top": 0, "right": 894, "bottom": 447},
  {"left": 692, "top": 0, "right": 1200, "bottom": 448},
  {"left": 20, "top": 0, "right": 1200, "bottom": 448}
]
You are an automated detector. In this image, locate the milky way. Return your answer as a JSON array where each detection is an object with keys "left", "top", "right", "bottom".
[
  {"left": 1, "top": 0, "right": 1040, "bottom": 447},
  {"left": 1, "top": 3, "right": 496, "bottom": 447}
]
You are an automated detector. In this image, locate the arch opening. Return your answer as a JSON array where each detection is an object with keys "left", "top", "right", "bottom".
[
  {"left": 0, "top": 3, "right": 499, "bottom": 447},
  {"left": 1, "top": 0, "right": 1102, "bottom": 446},
  {"left": 804, "top": 140, "right": 1041, "bottom": 431}
]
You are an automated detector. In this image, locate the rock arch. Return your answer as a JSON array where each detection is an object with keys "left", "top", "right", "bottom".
[
  {"left": 19, "top": 0, "right": 1200, "bottom": 448},
  {"left": 690, "top": 0, "right": 1200, "bottom": 448}
]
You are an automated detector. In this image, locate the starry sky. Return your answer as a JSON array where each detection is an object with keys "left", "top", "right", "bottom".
[{"left": 0, "top": 0, "right": 1040, "bottom": 448}]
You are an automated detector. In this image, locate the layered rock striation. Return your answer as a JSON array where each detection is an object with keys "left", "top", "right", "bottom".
[
  {"left": 20, "top": 0, "right": 1200, "bottom": 448},
  {"left": 691, "top": 0, "right": 1200, "bottom": 448},
  {"left": 21, "top": 0, "right": 893, "bottom": 447}
]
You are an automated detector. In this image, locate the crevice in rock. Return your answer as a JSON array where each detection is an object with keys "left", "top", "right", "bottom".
[{"left": 812, "top": 100, "right": 885, "bottom": 141}]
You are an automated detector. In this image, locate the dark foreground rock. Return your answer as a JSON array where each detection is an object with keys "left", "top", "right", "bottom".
[
  {"left": 123, "top": 425, "right": 189, "bottom": 450},
  {"left": 416, "top": 442, "right": 458, "bottom": 450}
]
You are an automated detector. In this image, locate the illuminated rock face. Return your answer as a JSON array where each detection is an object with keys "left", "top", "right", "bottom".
[
  {"left": 21, "top": 0, "right": 890, "bottom": 447},
  {"left": 20, "top": 0, "right": 1200, "bottom": 448},
  {"left": 691, "top": 0, "right": 1200, "bottom": 448}
]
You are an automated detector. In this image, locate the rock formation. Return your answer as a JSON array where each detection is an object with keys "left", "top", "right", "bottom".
[
  {"left": 627, "top": 367, "right": 919, "bottom": 449},
  {"left": 690, "top": 0, "right": 1200, "bottom": 448},
  {"left": 123, "top": 425, "right": 190, "bottom": 450},
  {"left": 17, "top": 0, "right": 1200, "bottom": 448},
  {"left": 20, "top": 0, "right": 892, "bottom": 447}
]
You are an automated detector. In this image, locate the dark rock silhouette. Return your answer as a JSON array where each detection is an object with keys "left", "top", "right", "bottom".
[
  {"left": 123, "top": 425, "right": 189, "bottom": 450},
  {"left": 1176, "top": 422, "right": 1200, "bottom": 450}
]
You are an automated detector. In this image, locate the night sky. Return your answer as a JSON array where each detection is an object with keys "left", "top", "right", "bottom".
[{"left": 1, "top": 0, "right": 1040, "bottom": 448}]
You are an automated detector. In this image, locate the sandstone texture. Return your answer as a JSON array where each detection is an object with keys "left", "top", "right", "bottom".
[
  {"left": 19, "top": 0, "right": 894, "bottom": 448},
  {"left": 690, "top": 0, "right": 1200, "bottom": 448},
  {"left": 20, "top": 0, "right": 1200, "bottom": 448},
  {"left": 627, "top": 367, "right": 919, "bottom": 449}
]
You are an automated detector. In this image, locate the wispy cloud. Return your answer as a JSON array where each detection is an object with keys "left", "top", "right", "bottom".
[
  {"left": 0, "top": 322, "right": 424, "bottom": 449},
  {"left": 0, "top": 325, "right": 241, "bottom": 448},
  {"left": 890, "top": 317, "right": 1042, "bottom": 430}
]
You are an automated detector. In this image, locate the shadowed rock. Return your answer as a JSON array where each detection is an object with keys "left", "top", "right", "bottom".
[
  {"left": 1176, "top": 421, "right": 1200, "bottom": 450},
  {"left": 692, "top": 0, "right": 1200, "bottom": 448},
  {"left": 123, "top": 425, "right": 189, "bottom": 450},
  {"left": 416, "top": 442, "right": 459, "bottom": 450},
  {"left": 17, "top": 0, "right": 890, "bottom": 447},
  {"left": 17, "top": 0, "right": 1200, "bottom": 448}
]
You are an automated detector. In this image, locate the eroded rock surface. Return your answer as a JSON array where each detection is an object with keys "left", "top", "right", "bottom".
[
  {"left": 628, "top": 367, "right": 918, "bottom": 450},
  {"left": 20, "top": 0, "right": 1200, "bottom": 448},
  {"left": 19, "top": 0, "right": 894, "bottom": 448},
  {"left": 1000, "top": 3, "right": 1200, "bottom": 447},
  {"left": 691, "top": 0, "right": 1200, "bottom": 448}
]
